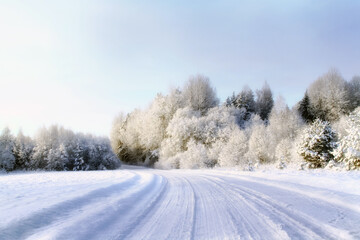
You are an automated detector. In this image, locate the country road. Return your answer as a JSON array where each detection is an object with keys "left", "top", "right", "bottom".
[{"left": 0, "top": 167, "right": 359, "bottom": 240}]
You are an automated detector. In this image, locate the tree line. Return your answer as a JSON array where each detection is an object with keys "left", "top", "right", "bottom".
[
  {"left": 0, "top": 125, "right": 121, "bottom": 172},
  {"left": 111, "top": 69, "right": 360, "bottom": 170}
]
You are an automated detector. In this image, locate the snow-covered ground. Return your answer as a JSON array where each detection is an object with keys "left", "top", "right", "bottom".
[{"left": 1, "top": 167, "right": 359, "bottom": 240}]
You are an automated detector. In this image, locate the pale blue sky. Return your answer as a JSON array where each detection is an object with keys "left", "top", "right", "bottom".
[{"left": 0, "top": 0, "right": 359, "bottom": 136}]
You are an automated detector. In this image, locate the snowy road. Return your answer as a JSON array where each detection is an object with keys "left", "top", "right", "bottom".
[{"left": 1, "top": 167, "right": 360, "bottom": 240}]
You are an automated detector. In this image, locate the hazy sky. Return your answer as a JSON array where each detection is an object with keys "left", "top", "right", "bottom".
[{"left": 0, "top": 1, "right": 359, "bottom": 137}]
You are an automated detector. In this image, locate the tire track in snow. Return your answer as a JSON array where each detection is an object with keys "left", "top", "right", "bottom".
[
  {"left": 183, "top": 177, "right": 198, "bottom": 240},
  {"left": 124, "top": 173, "right": 196, "bottom": 240},
  {"left": 210, "top": 171, "right": 360, "bottom": 214},
  {"left": 182, "top": 175, "right": 253, "bottom": 240},
  {"left": 216, "top": 173, "right": 360, "bottom": 238},
  {"left": 202, "top": 174, "right": 355, "bottom": 239},
  {"left": 50, "top": 172, "right": 167, "bottom": 240},
  {"left": 111, "top": 174, "right": 168, "bottom": 240},
  {"left": 0, "top": 173, "right": 141, "bottom": 240},
  {"left": 189, "top": 175, "right": 290, "bottom": 240},
  {"left": 2, "top": 169, "right": 359, "bottom": 240}
]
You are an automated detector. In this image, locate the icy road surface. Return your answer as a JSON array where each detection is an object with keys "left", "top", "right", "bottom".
[{"left": 1, "top": 167, "right": 360, "bottom": 240}]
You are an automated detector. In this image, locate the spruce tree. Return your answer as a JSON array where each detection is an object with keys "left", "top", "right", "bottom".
[
  {"left": 255, "top": 82, "right": 274, "bottom": 121},
  {"left": 298, "top": 119, "right": 337, "bottom": 168},
  {"left": 298, "top": 91, "right": 315, "bottom": 123}
]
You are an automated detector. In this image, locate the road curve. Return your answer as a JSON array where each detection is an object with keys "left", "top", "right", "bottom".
[{"left": 0, "top": 168, "right": 359, "bottom": 240}]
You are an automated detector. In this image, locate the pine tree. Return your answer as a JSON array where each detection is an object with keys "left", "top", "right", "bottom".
[
  {"left": 297, "top": 91, "right": 315, "bottom": 123},
  {"left": 225, "top": 92, "right": 236, "bottom": 107},
  {"left": 73, "top": 142, "right": 86, "bottom": 171},
  {"left": 297, "top": 119, "right": 337, "bottom": 168},
  {"left": 235, "top": 86, "right": 255, "bottom": 121},
  {"left": 13, "top": 130, "right": 34, "bottom": 170},
  {"left": 255, "top": 82, "right": 274, "bottom": 122}
]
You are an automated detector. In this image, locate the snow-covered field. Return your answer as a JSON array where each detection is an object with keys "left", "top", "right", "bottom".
[{"left": 1, "top": 167, "right": 359, "bottom": 240}]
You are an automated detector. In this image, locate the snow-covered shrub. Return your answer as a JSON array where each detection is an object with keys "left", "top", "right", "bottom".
[
  {"left": 156, "top": 140, "right": 209, "bottom": 170},
  {"left": 218, "top": 129, "right": 249, "bottom": 167},
  {"left": 157, "top": 106, "right": 241, "bottom": 169},
  {"left": 248, "top": 121, "right": 271, "bottom": 164},
  {"left": 332, "top": 114, "right": 350, "bottom": 141},
  {"left": 297, "top": 119, "right": 337, "bottom": 168},
  {"left": 158, "top": 107, "right": 201, "bottom": 162},
  {"left": 179, "top": 140, "right": 209, "bottom": 169},
  {"left": 275, "top": 138, "right": 293, "bottom": 169},
  {"left": 244, "top": 114, "right": 277, "bottom": 165},
  {"left": 333, "top": 107, "right": 360, "bottom": 170}
]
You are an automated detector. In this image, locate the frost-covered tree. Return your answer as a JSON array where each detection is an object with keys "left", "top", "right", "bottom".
[
  {"left": 46, "top": 144, "right": 68, "bottom": 171},
  {"left": 347, "top": 76, "right": 360, "bottom": 111},
  {"left": 0, "top": 127, "right": 15, "bottom": 171},
  {"left": 157, "top": 107, "right": 201, "bottom": 166},
  {"left": 179, "top": 140, "right": 209, "bottom": 169},
  {"left": 268, "top": 96, "right": 302, "bottom": 141},
  {"left": 218, "top": 129, "right": 249, "bottom": 167},
  {"left": 112, "top": 110, "right": 144, "bottom": 164},
  {"left": 30, "top": 125, "right": 120, "bottom": 171},
  {"left": 268, "top": 96, "right": 303, "bottom": 164},
  {"left": 332, "top": 114, "right": 349, "bottom": 140},
  {"left": 182, "top": 75, "right": 219, "bottom": 114},
  {"left": 112, "top": 99, "right": 169, "bottom": 165},
  {"left": 225, "top": 92, "right": 237, "bottom": 107},
  {"left": 255, "top": 82, "right": 274, "bottom": 121},
  {"left": 308, "top": 69, "right": 350, "bottom": 122},
  {"left": 235, "top": 86, "right": 256, "bottom": 121},
  {"left": 275, "top": 138, "right": 294, "bottom": 169},
  {"left": 297, "top": 119, "right": 337, "bottom": 168},
  {"left": 31, "top": 127, "right": 54, "bottom": 169},
  {"left": 72, "top": 142, "right": 86, "bottom": 171},
  {"left": 110, "top": 113, "right": 127, "bottom": 158},
  {"left": 247, "top": 115, "right": 272, "bottom": 164},
  {"left": 46, "top": 148, "right": 61, "bottom": 171},
  {"left": 13, "top": 130, "right": 34, "bottom": 170},
  {"left": 333, "top": 107, "right": 360, "bottom": 170},
  {"left": 110, "top": 88, "right": 185, "bottom": 166},
  {"left": 109, "top": 70, "right": 360, "bottom": 170},
  {"left": 157, "top": 106, "right": 241, "bottom": 169}
]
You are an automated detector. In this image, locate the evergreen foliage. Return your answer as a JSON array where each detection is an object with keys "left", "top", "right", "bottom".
[
  {"left": 297, "top": 119, "right": 337, "bottom": 168},
  {"left": 0, "top": 126, "right": 120, "bottom": 172},
  {"left": 297, "top": 91, "right": 315, "bottom": 123},
  {"left": 255, "top": 82, "right": 274, "bottom": 121}
]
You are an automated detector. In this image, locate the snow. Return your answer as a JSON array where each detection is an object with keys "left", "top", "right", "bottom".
[{"left": 1, "top": 167, "right": 360, "bottom": 239}]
